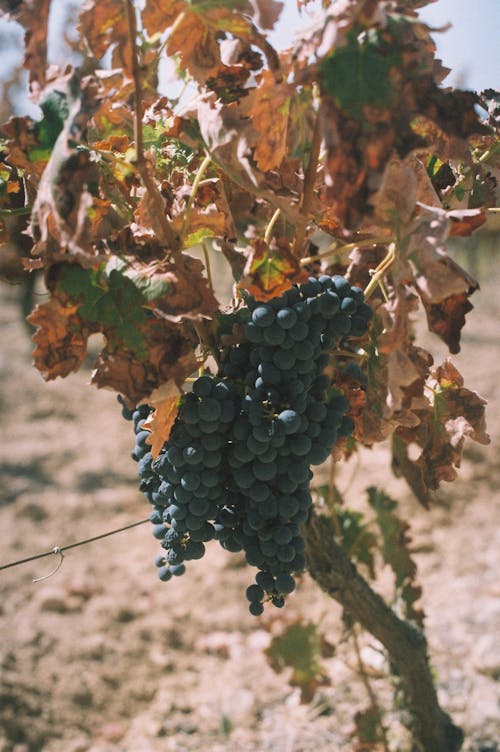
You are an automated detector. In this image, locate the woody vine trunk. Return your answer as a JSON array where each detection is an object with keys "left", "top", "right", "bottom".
[{"left": 304, "top": 511, "right": 464, "bottom": 752}]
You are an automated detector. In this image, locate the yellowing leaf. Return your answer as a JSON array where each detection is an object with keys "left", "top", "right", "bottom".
[
  {"left": 142, "top": 0, "right": 184, "bottom": 36},
  {"left": 238, "top": 238, "right": 307, "bottom": 301}
]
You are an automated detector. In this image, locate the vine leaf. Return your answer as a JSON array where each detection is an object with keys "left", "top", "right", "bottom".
[
  {"left": 56, "top": 265, "right": 148, "bottom": 356},
  {"left": 143, "top": 380, "right": 182, "bottom": 459},
  {"left": 28, "top": 297, "right": 91, "bottom": 379},
  {"left": 250, "top": 0, "right": 283, "bottom": 29},
  {"left": 392, "top": 360, "right": 490, "bottom": 507},
  {"left": 27, "top": 263, "right": 199, "bottom": 404},
  {"left": 320, "top": 33, "right": 396, "bottom": 121},
  {"left": 238, "top": 238, "right": 307, "bottom": 301},
  {"left": 141, "top": 0, "right": 184, "bottom": 37},
  {"left": 353, "top": 706, "right": 384, "bottom": 748},
  {"left": 159, "top": 2, "right": 253, "bottom": 84},
  {"left": 367, "top": 487, "right": 423, "bottom": 624},
  {"left": 168, "top": 177, "right": 236, "bottom": 248},
  {"left": 249, "top": 70, "right": 292, "bottom": 171},
  {"left": 401, "top": 205, "right": 480, "bottom": 353},
  {"left": 421, "top": 292, "right": 474, "bottom": 355},
  {"left": 122, "top": 255, "right": 220, "bottom": 322},
  {"left": 265, "top": 621, "right": 332, "bottom": 702}
]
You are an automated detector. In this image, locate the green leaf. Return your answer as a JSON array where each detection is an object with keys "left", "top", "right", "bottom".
[
  {"left": 320, "top": 33, "right": 397, "bottom": 120},
  {"left": 265, "top": 622, "right": 330, "bottom": 701},
  {"left": 36, "top": 89, "right": 69, "bottom": 150},
  {"left": 367, "top": 487, "right": 416, "bottom": 587},
  {"left": 367, "top": 487, "right": 423, "bottom": 623},
  {"left": 57, "top": 266, "right": 148, "bottom": 357},
  {"left": 336, "top": 508, "right": 377, "bottom": 579}
]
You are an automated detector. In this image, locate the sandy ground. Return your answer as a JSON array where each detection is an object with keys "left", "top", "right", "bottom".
[{"left": 0, "top": 238, "right": 499, "bottom": 752}]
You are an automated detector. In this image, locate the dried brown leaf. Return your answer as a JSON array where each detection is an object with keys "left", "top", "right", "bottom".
[
  {"left": 27, "top": 298, "right": 91, "bottom": 379},
  {"left": 142, "top": 380, "right": 181, "bottom": 458},
  {"left": 392, "top": 359, "right": 490, "bottom": 506},
  {"left": 79, "top": 0, "right": 132, "bottom": 73},
  {"left": 249, "top": 70, "right": 292, "bottom": 172},
  {"left": 91, "top": 329, "right": 198, "bottom": 405}
]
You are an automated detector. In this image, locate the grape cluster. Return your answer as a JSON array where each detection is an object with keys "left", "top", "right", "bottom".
[{"left": 124, "top": 275, "right": 372, "bottom": 615}]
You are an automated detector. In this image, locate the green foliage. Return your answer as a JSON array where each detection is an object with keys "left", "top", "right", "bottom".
[
  {"left": 265, "top": 622, "right": 331, "bottom": 701},
  {"left": 57, "top": 265, "right": 148, "bottom": 356},
  {"left": 319, "top": 30, "right": 397, "bottom": 120}
]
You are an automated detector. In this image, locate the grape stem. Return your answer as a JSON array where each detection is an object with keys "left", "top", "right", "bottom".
[{"left": 300, "top": 237, "right": 390, "bottom": 266}]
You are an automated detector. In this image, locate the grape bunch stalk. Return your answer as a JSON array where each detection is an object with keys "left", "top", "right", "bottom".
[{"left": 122, "top": 274, "right": 373, "bottom": 615}]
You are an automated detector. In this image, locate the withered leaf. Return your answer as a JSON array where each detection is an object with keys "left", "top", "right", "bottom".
[
  {"left": 392, "top": 359, "right": 490, "bottom": 507},
  {"left": 27, "top": 298, "right": 91, "bottom": 379},
  {"left": 142, "top": 0, "right": 184, "bottom": 36},
  {"left": 142, "top": 379, "right": 181, "bottom": 458},
  {"left": 79, "top": 0, "right": 132, "bottom": 73},
  {"left": 401, "top": 205, "right": 480, "bottom": 352},
  {"left": 29, "top": 75, "right": 103, "bottom": 265},
  {"left": 166, "top": 6, "right": 252, "bottom": 83},
  {"left": 249, "top": 70, "right": 292, "bottom": 172},
  {"left": 249, "top": 0, "right": 283, "bottom": 30},
  {"left": 91, "top": 339, "right": 197, "bottom": 405},
  {"left": 124, "top": 254, "right": 219, "bottom": 322},
  {"left": 448, "top": 208, "right": 487, "bottom": 237},
  {"left": 421, "top": 292, "right": 474, "bottom": 355},
  {"left": 238, "top": 238, "right": 307, "bottom": 301},
  {"left": 169, "top": 177, "right": 236, "bottom": 248}
]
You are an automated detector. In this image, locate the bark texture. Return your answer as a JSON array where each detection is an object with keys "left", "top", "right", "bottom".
[{"left": 304, "top": 511, "right": 464, "bottom": 752}]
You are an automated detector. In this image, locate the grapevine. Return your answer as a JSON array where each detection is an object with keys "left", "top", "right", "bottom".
[{"left": 0, "top": 0, "right": 497, "bottom": 749}]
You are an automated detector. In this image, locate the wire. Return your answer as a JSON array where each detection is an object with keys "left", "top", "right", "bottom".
[{"left": 0, "top": 519, "right": 150, "bottom": 577}]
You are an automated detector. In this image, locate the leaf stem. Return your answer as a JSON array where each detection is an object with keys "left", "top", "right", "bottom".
[
  {"left": 180, "top": 153, "right": 212, "bottom": 246},
  {"left": 264, "top": 208, "right": 281, "bottom": 245},
  {"left": 294, "top": 109, "right": 322, "bottom": 256},
  {"left": 363, "top": 242, "right": 396, "bottom": 301},
  {"left": 125, "top": 0, "right": 179, "bottom": 256},
  {"left": 201, "top": 239, "right": 214, "bottom": 295}
]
